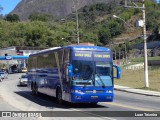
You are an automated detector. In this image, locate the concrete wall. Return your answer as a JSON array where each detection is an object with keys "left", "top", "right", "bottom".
[
  {"left": 0, "top": 50, "right": 18, "bottom": 66},
  {"left": 0, "top": 50, "right": 17, "bottom": 56}
]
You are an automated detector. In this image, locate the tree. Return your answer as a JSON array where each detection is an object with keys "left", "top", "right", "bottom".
[
  {"left": 28, "top": 13, "right": 53, "bottom": 22},
  {"left": 108, "top": 20, "right": 123, "bottom": 37},
  {"left": 98, "top": 28, "right": 111, "bottom": 45},
  {"left": 24, "top": 21, "right": 50, "bottom": 46},
  {"left": 5, "top": 14, "right": 20, "bottom": 22},
  {"left": 0, "top": 6, "right": 4, "bottom": 19}
]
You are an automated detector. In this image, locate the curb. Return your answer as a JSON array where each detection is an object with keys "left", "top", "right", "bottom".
[{"left": 114, "top": 85, "right": 160, "bottom": 97}]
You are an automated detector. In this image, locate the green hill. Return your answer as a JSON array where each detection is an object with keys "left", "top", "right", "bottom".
[
  {"left": 0, "top": 0, "right": 160, "bottom": 51},
  {"left": 11, "top": 0, "right": 122, "bottom": 21}
]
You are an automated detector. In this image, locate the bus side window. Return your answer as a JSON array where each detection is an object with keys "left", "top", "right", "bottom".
[{"left": 57, "top": 50, "right": 63, "bottom": 69}]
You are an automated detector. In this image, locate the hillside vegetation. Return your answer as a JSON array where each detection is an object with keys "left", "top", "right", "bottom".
[
  {"left": 0, "top": 0, "right": 160, "bottom": 52},
  {"left": 11, "top": 0, "right": 122, "bottom": 21}
]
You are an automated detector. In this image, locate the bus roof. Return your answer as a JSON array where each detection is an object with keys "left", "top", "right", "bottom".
[
  {"left": 30, "top": 45, "right": 110, "bottom": 56},
  {"left": 30, "top": 47, "right": 61, "bottom": 56}
]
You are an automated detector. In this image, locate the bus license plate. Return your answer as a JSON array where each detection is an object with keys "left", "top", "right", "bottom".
[
  {"left": 93, "top": 90, "right": 96, "bottom": 93},
  {"left": 91, "top": 96, "right": 98, "bottom": 99}
]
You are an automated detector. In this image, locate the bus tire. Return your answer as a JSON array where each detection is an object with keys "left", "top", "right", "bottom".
[
  {"left": 33, "top": 83, "right": 39, "bottom": 96},
  {"left": 31, "top": 83, "right": 38, "bottom": 96},
  {"left": 31, "top": 83, "right": 34, "bottom": 95},
  {"left": 56, "top": 88, "right": 63, "bottom": 104}
]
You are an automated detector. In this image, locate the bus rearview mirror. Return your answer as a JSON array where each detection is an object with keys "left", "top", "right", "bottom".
[
  {"left": 67, "top": 64, "right": 73, "bottom": 78},
  {"left": 113, "top": 65, "right": 121, "bottom": 79}
]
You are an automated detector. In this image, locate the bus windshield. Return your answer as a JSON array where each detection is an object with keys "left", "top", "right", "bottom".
[
  {"left": 72, "top": 60, "right": 113, "bottom": 86},
  {"left": 95, "top": 61, "right": 112, "bottom": 76},
  {"left": 72, "top": 60, "right": 94, "bottom": 80}
]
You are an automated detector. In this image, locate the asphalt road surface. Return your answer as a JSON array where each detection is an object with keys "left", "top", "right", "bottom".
[{"left": 0, "top": 73, "right": 160, "bottom": 120}]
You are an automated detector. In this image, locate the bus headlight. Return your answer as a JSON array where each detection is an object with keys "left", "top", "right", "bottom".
[
  {"left": 106, "top": 96, "right": 112, "bottom": 99},
  {"left": 75, "top": 96, "right": 81, "bottom": 99},
  {"left": 71, "top": 90, "right": 82, "bottom": 93},
  {"left": 106, "top": 90, "right": 112, "bottom": 93}
]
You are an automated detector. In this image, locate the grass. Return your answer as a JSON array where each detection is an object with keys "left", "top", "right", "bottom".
[
  {"left": 130, "top": 56, "right": 160, "bottom": 62},
  {"left": 114, "top": 66, "right": 160, "bottom": 92}
]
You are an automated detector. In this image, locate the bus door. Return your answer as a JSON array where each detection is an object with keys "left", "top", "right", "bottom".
[{"left": 61, "top": 48, "right": 71, "bottom": 101}]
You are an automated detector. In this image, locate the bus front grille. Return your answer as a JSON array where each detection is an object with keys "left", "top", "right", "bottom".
[{"left": 76, "top": 82, "right": 91, "bottom": 85}]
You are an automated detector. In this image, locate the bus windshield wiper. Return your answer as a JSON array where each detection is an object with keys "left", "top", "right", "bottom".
[
  {"left": 96, "top": 74, "right": 105, "bottom": 88},
  {"left": 83, "top": 74, "right": 94, "bottom": 88}
]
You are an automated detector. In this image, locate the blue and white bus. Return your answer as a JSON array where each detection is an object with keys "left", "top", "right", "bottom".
[{"left": 27, "top": 45, "right": 121, "bottom": 104}]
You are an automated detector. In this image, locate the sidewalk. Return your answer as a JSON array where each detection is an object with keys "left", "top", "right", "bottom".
[{"left": 114, "top": 85, "right": 160, "bottom": 97}]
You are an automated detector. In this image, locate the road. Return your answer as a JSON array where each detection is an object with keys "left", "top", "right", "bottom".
[{"left": 0, "top": 73, "right": 160, "bottom": 120}]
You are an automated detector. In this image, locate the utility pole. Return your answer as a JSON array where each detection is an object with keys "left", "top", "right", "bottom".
[
  {"left": 125, "top": 0, "right": 149, "bottom": 87},
  {"left": 72, "top": 0, "right": 79, "bottom": 45},
  {"left": 75, "top": 7, "right": 79, "bottom": 45}
]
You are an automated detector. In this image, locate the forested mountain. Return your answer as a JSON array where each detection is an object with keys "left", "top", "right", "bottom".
[
  {"left": 11, "top": 0, "right": 122, "bottom": 20},
  {"left": 0, "top": 0, "right": 160, "bottom": 53}
]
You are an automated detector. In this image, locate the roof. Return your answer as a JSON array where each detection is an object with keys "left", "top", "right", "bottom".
[
  {"left": 31, "top": 47, "right": 61, "bottom": 55},
  {"left": 1, "top": 46, "right": 48, "bottom": 50}
]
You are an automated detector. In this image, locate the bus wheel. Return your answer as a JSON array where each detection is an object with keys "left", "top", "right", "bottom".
[
  {"left": 57, "top": 88, "right": 63, "bottom": 104},
  {"left": 31, "top": 83, "right": 35, "bottom": 95},
  {"left": 31, "top": 83, "right": 38, "bottom": 96},
  {"left": 34, "top": 83, "right": 39, "bottom": 96}
]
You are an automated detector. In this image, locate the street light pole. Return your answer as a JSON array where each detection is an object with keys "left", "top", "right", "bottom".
[
  {"left": 125, "top": 42, "right": 128, "bottom": 64},
  {"left": 113, "top": 15, "right": 128, "bottom": 26},
  {"left": 113, "top": 15, "right": 128, "bottom": 64}
]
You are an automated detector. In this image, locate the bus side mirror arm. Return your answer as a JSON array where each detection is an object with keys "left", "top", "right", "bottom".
[
  {"left": 113, "top": 65, "right": 121, "bottom": 79},
  {"left": 67, "top": 64, "right": 73, "bottom": 79}
]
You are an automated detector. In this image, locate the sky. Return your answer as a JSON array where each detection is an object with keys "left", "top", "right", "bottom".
[{"left": 0, "top": 0, "right": 21, "bottom": 15}]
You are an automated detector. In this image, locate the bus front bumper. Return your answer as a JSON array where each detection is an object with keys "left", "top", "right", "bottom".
[{"left": 71, "top": 92, "right": 114, "bottom": 103}]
